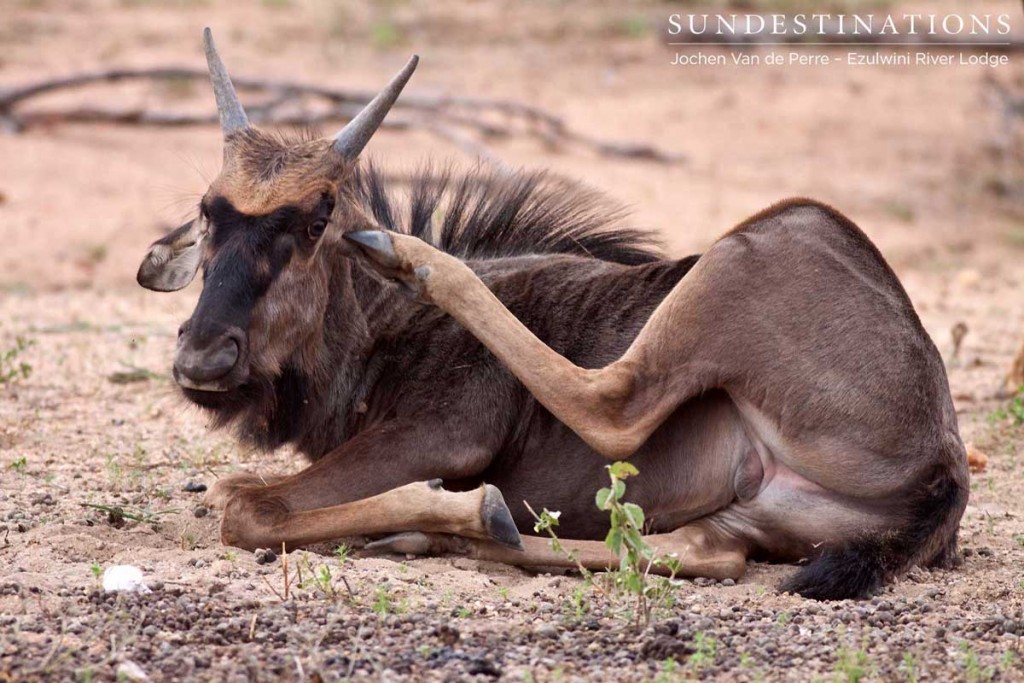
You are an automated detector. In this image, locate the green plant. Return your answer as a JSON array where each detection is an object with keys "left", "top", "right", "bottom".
[
  {"left": 1001, "top": 649, "right": 1020, "bottom": 673},
  {"left": 990, "top": 385, "right": 1024, "bottom": 426},
  {"left": 617, "top": 16, "right": 649, "bottom": 38},
  {"left": 0, "top": 336, "right": 33, "bottom": 384},
  {"left": 80, "top": 502, "right": 180, "bottom": 527},
  {"left": 688, "top": 632, "right": 717, "bottom": 674},
  {"left": 563, "top": 584, "right": 590, "bottom": 621},
  {"left": 900, "top": 652, "right": 918, "bottom": 682},
  {"left": 334, "top": 543, "right": 350, "bottom": 565},
  {"left": 527, "top": 463, "right": 681, "bottom": 630},
  {"left": 596, "top": 462, "right": 680, "bottom": 629},
  {"left": 90, "top": 562, "right": 103, "bottom": 583},
  {"left": 655, "top": 657, "right": 678, "bottom": 683},
  {"left": 1009, "top": 386, "right": 1024, "bottom": 425},
  {"left": 833, "top": 646, "right": 872, "bottom": 683},
  {"left": 961, "top": 641, "right": 996, "bottom": 682},
  {"left": 8, "top": 456, "right": 27, "bottom": 474},
  {"left": 373, "top": 583, "right": 395, "bottom": 616},
  {"left": 456, "top": 605, "right": 471, "bottom": 619},
  {"left": 370, "top": 20, "right": 401, "bottom": 48}
]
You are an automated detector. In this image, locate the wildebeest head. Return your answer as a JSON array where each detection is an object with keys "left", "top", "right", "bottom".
[{"left": 136, "top": 29, "right": 417, "bottom": 401}]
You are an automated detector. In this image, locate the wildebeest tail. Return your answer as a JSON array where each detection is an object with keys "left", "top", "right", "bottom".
[{"left": 780, "top": 460, "right": 968, "bottom": 601}]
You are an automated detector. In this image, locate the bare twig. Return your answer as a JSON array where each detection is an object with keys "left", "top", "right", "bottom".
[
  {"left": 282, "top": 542, "right": 290, "bottom": 601},
  {"left": 0, "top": 66, "right": 683, "bottom": 164}
]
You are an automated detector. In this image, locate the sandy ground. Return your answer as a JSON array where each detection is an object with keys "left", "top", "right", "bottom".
[{"left": 2, "top": 0, "right": 1024, "bottom": 680}]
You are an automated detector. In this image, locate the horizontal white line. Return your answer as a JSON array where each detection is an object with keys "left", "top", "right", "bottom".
[{"left": 666, "top": 42, "right": 1013, "bottom": 46}]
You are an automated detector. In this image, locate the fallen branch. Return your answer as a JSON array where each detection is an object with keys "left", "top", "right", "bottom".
[{"left": 0, "top": 67, "right": 683, "bottom": 164}]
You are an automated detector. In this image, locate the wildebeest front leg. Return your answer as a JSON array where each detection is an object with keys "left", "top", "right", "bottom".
[
  {"left": 203, "top": 472, "right": 288, "bottom": 510},
  {"left": 213, "top": 417, "right": 513, "bottom": 550},
  {"left": 221, "top": 479, "right": 522, "bottom": 552},
  {"left": 346, "top": 230, "right": 722, "bottom": 459}
]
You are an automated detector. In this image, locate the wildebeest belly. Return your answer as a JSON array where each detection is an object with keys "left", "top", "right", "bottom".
[{"left": 480, "top": 389, "right": 754, "bottom": 540}]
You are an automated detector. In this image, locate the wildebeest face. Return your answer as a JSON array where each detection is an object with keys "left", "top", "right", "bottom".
[
  {"left": 135, "top": 29, "right": 417, "bottom": 401},
  {"left": 139, "top": 133, "right": 345, "bottom": 397}
]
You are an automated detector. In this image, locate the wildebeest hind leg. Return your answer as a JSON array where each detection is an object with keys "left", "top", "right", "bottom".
[
  {"left": 218, "top": 479, "right": 523, "bottom": 552},
  {"left": 347, "top": 230, "right": 728, "bottom": 461},
  {"left": 367, "top": 521, "right": 748, "bottom": 581}
]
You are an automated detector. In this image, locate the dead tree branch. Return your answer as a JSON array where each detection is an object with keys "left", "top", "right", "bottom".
[{"left": 0, "top": 67, "right": 683, "bottom": 164}]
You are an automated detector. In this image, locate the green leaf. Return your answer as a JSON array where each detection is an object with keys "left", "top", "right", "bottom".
[
  {"left": 612, "top": 479, "right": 626, "bottom": 502},
  {"left": 595, "top": 487, "right": 613, "bottom": 511},
  {"left": 624, "top": 527, "right": 645, "bottom": 553},
  {"left": 605, "top": 527, "right": 623, "bottom": 556},
  {"left": 622, "top": 502, "right": 645, "bottom": 530},
  {"left": 608, "top": 461, "right": 639, "bottom": 479}
]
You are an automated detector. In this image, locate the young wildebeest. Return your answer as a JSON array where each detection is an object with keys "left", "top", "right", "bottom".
[{"left": 137, "top": 30, "right": 968, "bottom": 600}]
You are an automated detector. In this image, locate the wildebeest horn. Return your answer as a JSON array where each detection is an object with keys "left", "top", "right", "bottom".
[
  {"left": 203, "top": 27, "right": 249, "bottom": 136},
  {"left": 333, "top": 55, "right": 419, "bottom": 159}
]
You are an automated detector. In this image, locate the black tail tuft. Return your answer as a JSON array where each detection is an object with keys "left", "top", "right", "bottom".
[
  {"left": 779, "top": 540, "right": 891, "bottom": 601},
  {"left": 780, "top": 464, "right": 968, "bottom": 601}
]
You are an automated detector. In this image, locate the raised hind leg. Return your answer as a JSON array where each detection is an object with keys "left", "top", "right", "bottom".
[
  {"left": 365, "top": 520, "right": 748, "bottom": 581},
  {"left": 345, "top": 229, "right": 737, "bottom": 459}
]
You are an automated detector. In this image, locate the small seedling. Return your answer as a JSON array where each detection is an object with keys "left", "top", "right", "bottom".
[
  {"left": 8, "top": 457, "right": 27, "bottom": 474},
  {"left": 80, "top": 503, "right": 180, "bottom": 527},
  {"left": 688, "top": 632, "right": 717, "bottom": 674},
  {"left": 656, "top": 657, "right": 678, "bottom": 683},
  {"left": 833, "top": 646, "right": 872, "bottom": 683},
  {"left": 900, "top": 651, "right": 919, "bottom": 683},
  {"left": 373, "top": 584, "right": 395, "bottom": 616},
  {"left": 89, "top": 562, "right": 103, "bottom": 583},
  {"left": 960, "top": 641, "right": 996, "bottom": 682},
  {"left": 0, "top": 336, "right": 33, "bottom": 385}
]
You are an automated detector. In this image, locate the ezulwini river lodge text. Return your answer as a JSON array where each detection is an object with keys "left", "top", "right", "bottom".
[{"left": 670, "top": 51, "right": 1010, "bottom": 68}]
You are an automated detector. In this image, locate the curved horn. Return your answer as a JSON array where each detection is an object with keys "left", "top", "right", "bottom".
[
  {"left": 333, "top": 55, "right": 419, "bottom": 158},
  {"left": 203, "top": 27, "right": 249, "bottom": 136}
]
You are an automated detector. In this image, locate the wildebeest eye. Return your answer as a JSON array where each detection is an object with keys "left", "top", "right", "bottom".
[
  {"left": 307, "top": 194, "right": 334, "bottom": 241},
  {"left": 308, "top": 219, "right": 328, "bottom": 240}
]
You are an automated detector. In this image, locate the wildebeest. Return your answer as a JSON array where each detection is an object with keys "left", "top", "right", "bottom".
[{"left": 137, "top": 29, "right": 968, "bottom": 600}]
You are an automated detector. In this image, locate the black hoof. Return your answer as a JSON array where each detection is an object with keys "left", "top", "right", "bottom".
[
  {"left": 482, "top": 485, "right": 524, "bottom": 551},
  {"left": 344, "top": 230, "right": 400, "bottom": 268}
]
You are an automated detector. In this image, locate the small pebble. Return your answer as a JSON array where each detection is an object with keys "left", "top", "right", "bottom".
[
  {"left": 535, "top": 623, "right": 559, "bottom": 639},
  {"left": 193, "top": 506, "right": 209, "bottom": 519},
  {"left": 183, "top": 481, "right": 208, "bottom": 494},
  {"left": 254, "top": 548, "right": 278, "bottom": 565}
]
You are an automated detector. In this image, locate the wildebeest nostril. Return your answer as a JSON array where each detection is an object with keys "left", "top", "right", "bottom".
[{"left": 174, "top": 333, "right": 240, "bottom": 384}]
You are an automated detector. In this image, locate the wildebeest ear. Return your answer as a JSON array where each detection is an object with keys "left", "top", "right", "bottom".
[{"left": 136, "top": 218, "right": 207, "bottom": 292}]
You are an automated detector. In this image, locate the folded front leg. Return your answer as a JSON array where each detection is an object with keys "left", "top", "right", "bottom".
[{"left": 221, "top": 479, "right": 523, "bottom": 552}]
